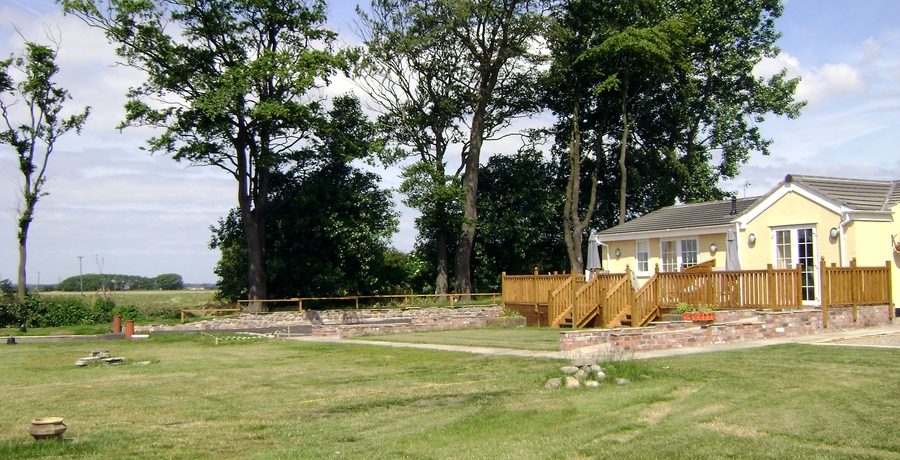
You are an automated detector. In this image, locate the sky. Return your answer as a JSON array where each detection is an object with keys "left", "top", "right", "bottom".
[{"left": 0, "top": 0, "right": 899, "bottom": 285}]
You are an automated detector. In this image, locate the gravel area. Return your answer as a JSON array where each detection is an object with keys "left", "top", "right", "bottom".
[{"left": 824, "top": 332, "right": 900, "bottom": 348}]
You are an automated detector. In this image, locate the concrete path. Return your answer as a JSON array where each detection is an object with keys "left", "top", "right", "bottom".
[{"left": 286, "top": 320, "right": 900, "bottom": 362}]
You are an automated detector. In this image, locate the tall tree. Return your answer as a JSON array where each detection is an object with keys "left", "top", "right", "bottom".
[
  {"left": 544, "top": 0, "right": 803, "bottom": 273},
  {"left": 439, "top": 0, "right": 548, "bottom": 296},
  {"left": 355, "top": 0, "right": 470, "bottom": 296},
  {"left": 211, "top": 96, "right": 401, "bottom": 301},
  {"left": 62, "top": 0, "right": 346, "bottom": 311},
  {"left": 0, "top": 40, "right": 90, "bottom": 304}
]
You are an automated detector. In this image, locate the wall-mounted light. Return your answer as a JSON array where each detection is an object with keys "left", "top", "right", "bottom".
[
  {"left": 709, "top": 243, "right": 718, "bottom": 253},
  {"left": 748, "top": 233, "right": 756, "bottom": 244},
  {"left": 830, "top": 227, "right": 839, "bottom": 239},
  {"left": 615, "top": 248, "right": 621, "bottom": 257}
]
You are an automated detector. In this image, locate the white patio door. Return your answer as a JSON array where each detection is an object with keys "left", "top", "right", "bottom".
[{"left": 774, "top": 227, "right": 817, "bottom": 303}]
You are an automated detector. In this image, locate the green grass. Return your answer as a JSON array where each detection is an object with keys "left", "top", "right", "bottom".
[
  {"left": 1, "top": 336, "right": 899, "bottom": 459},
  {"left": 354, "top": 327, "right": 563, "bottom": 351},
  {"left": 0, "top": 324, "right": 112, "bottom": 337},
  {"left": 39, "top": 290, "right": 221, "bottom": 311}
]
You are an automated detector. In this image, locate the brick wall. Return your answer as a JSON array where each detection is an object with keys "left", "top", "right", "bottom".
[
  {"left": 559, "top": 305, "right": 893, "bottom": 352},
  {"left": 137, "top": 306, "right": 503, "bottom": 334}
]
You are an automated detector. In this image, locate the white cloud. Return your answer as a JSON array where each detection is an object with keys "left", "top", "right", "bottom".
[{"left": 755, "top": 53, "right": 867, "bottom": 108}]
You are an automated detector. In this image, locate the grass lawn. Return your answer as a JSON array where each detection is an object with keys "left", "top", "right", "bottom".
[
  {"left": 1, "top": 335, "right": 899, "bottom": 459},
  {"left": 354, "top": 327, "right": 563, "bottom": 351},
  {"left": 39, "top": 290, "right": 220, "bottom": 310}
]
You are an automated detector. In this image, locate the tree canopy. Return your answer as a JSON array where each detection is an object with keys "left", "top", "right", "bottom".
[
  {"left": 62, "top": 0, "right": 349, "bottom": 310},
  {"left": 0, "top": 40, "right": 90, "bottom": 304}
]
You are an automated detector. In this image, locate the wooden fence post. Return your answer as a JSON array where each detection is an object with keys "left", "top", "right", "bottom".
[
  {"left": 706, "top": 270, "right": 714, "bottom": 307},
  {"left": 820, "top": 257, "right": 829, "bottom": 328},
  {"left": 629, "top": 266, "right": 638, "bottom": 327},
  {"left": 501, "top": 272, "right": 507, "bottom": 310},
  {"left": 851, "top": 258, "right": 858, "bottom": 322},
  {"left": 570, "top": 273, "right": 577, "bottom": 328},
  {"left": 533, "top": 267, "right": 539, "bottom": 313},
  {"left": 887, "top": 261, "right": 894, "bottom": 321},
  {"left": 767, "top": 264, "right": 776, "bottom": 311},
  {"left": 794, "top": 264, "right": 802, "bottom": 308}
]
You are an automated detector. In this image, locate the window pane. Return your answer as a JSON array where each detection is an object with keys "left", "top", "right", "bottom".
[
  {"left": 661, "top": 241, "right": 678, "bottom": 272},
  {"left": 775, "top": 230, "right": 792, "bottom": 269},
  {"left": 681, "top": 239, "right": 698, "bottom": 268},
  {"left": 636, "top": 241, "right": 649, "bottom": 272}
]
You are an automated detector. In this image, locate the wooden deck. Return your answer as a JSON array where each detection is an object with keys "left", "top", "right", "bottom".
[{"left": 502, "top": 258, "right": 892, "bottom": 329}]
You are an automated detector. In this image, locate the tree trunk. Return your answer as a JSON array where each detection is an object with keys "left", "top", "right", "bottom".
[
  {"left": 563, "top": 102, "right": 583, "bottom": 274},
  {"left": 16, "top": 220, "right": 29, "bottom": 305},
  {"left": 618, "top": 102, "right": 630, "bottom": 225},
  {"left": 435, "top": 229, "right": 449, "bottom": 299},
  {"left": 236, "top": 133, "right": 269, "bottom": 313},
  {"left": 454, "top": 89, "right": 489, "bottom": 298}
]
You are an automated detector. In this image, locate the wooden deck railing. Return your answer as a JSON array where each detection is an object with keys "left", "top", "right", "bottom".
[
  {"left": 573, "top": 273, "right": 625, "bottom": 328},
  {"left": 821, "top": 259, "right": 893, "bottom": 326},
  {"left": 655, "top": 264, "right": 802, "bottom": 310},
  {"left": 501, "top": 259, "right": 892, "bottom": 329},
  {"left": 548, "top": 275, "right": 577, "bottom": 327},
  {"left": 501, "top": 269, "right": 583, "bottom": 309}
]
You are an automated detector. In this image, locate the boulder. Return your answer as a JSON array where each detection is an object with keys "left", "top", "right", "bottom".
[
  {"left": 544, "top": 378, "right": 562, "bottom": 389},
  {"left": 565, "top": 376, "right": 581, "bottom": 389},
  {"left": 560, "top": 366, "right": 579, "bottom": 375}
]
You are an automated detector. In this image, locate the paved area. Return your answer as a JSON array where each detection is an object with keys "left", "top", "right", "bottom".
[{"left": 286, "top": 320, "right": 900, "bottom": 362}]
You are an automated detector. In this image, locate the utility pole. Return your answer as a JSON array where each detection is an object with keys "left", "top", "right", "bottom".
[{"left": 78, "top": 255, "right": 84, "bottom": 295}]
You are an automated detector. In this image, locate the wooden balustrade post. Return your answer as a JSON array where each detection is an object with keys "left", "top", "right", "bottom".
[
  {"left": 570, "top": 273, "right": 577, "bottom": 328},
  {"left": 629, "top": 266, "right": 638, "bottom": 327},
  {"left": 654, "top": 264, "right": 661, "bottom": 309},
  {"left": 706, "top": 270, "right": 713, "bottom": 307},
  {"left": 501, "top": 272, "right": 507, "bottom": 310},
  {"left": 821, "top": 257, "right": 829, "bottom": 328},
  {"left": 851, "top": 258, "right": 858, "bottom": 322},
  {"left": 887, "top": 261, "right": 894, "bottom": 321},
  {"left": 767, "top": 264, "right": 776, "bottom": 311}
]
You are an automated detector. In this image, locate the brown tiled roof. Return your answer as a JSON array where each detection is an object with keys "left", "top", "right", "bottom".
[{"left": 597, "top": 197, "right": 759, "bottom": 236}]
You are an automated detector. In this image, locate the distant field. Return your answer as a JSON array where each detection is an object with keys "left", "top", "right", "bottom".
[{"left": 39, "top": 290, "right": 222, "bottom": 310}]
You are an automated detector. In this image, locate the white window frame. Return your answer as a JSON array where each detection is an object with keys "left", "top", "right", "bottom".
[
  {"left": 660, "top": 238, "right": 699, "bottom": 272},
  {"left": 635, "top": 240, "right": 650, "bottom": 275}
]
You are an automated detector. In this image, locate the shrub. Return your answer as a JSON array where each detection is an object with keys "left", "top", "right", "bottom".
[{"left": 112, "top": 304, "right": 146, "bottom": 322}]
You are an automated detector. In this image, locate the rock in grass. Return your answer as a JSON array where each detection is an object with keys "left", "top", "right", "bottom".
[
  {"left": 584, "top": 380, "right": 600, "bottom": 388},
  {"left": 590, "top": 364, "right": 604, "bottom": 374},
  {"left": 560, "top": 366, "right": 579, "bottom": 375},
  {"left": 75, "top": 357, "right": 100, "bottom": 366},
  {"left": 616, "top": 378, "right": 630, "bottom": 386},
  {"left": 595, "top": 371, "right": 607, "bottom": 381},
  {"left": 545, "top": 378, "right": 562, "bottom": 389},
  {"left": 565, "top": 376, "right": 581, "bottom": 389},
  {"left": 573, "top": 369, "right": 588, "bottom": 380}
]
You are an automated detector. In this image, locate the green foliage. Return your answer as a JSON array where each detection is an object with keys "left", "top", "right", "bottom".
[
  {"left": 62, "top": 0, "right": 350, "bottom": 302},
  {"left": 673, "top": 302, "right": 715, "bottom": 314},
  {"left": 56, "top": 273, "right": 184, "bottom": 291},
  {"left": 112, "top": 304, "right": 146, "bottom": 322},
  {"left": 0, "top": 40, "right": 90, "bottom": 303},
  {"left": 211, "top": 95, "right": 404, "bottom": 302}
]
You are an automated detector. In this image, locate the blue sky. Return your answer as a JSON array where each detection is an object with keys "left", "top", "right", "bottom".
[{"left": 0, "top": 0, "right": 898, "bottom": 285}]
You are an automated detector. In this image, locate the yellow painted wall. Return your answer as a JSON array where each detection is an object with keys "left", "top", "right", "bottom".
[{"left": 742, "top": 191, "right": 841, "bottom": 270}]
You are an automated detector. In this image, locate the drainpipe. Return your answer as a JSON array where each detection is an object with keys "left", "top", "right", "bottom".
[{"left": 839, "top": 211, "right": 851, "bottom": 266}]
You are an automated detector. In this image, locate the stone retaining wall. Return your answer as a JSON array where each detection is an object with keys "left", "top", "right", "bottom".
[
  {"left": 136, "top": 306, "right": 503, "bottom": 334},
  {"left": 560, "top": 305, "right": 892, "bottom": 352}
]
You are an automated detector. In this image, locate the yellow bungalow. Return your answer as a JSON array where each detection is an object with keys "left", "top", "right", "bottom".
[{"left": 592, "top": 174, "right": 900, "bottom": 307}]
